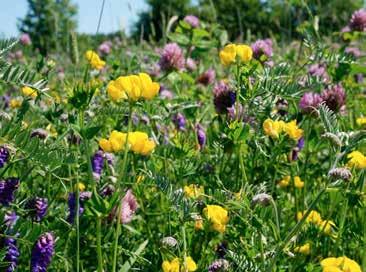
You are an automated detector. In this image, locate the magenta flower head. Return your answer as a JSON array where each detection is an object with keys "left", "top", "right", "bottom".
[
  {"left": 19, "top": 33, "right": 31, "bottom": 46},
  {"left": 321, "top": 84, "right": 346, "bottom": 112},
  {"left": 186, "top": 58, "right": 197, "bottom": 71},
  {"left": 0, "top": 146, "right": 10, "bottom": 169},
  {"left": 31, "top": 232, "right": 55, "bottom": 272},
  {"left": 158, "top": 43, "right": 185, "bottom": 71},
  {"left": 184, "top": 15, "right": 200, "bottom": 28},
  {"left": 345, "top": 47, "right": 361, "bottom": 58},
  {"left": 26, "top": 197, "right": 48, "bottom": 222},
  {"left": 0, "top": 178, "right": 20, "bottom": 206},
  {"left": 213, "top": 80, "right": 236, "bottom": 114},
  {"left": 251, "top": 39, "right": 273, "bottom": 61},
  {"left": 308, "top": 63, "right": 327, "bottom": 77},
  {"left": 299, "top": 92, "right": 322, "bottom": 114},
  {"left": 196, "top": 124, "right": 206, "bottom": 151},
  {"left": 98, "top": 41, "right": 112, "bottom": 55},
  {"left": 197, "top": 68, "right": 216, "bottom": 86},
  {"left": 349, "top": 9, "right": 366, "bottom": 32},
  {"left": 120, "top": 189, "right": 138, "bottom": 224}
]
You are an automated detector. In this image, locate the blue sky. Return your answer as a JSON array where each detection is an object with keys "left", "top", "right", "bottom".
[{"left": 0, "top": 0, "right": 148, "bottom": 38}]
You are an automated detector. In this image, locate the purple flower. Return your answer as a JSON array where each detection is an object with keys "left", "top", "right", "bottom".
[
  {"left": 91, "top": 150, "right": 104, "bottom": 180},
  {"left": 26, "top": 197, "right": 48, "bottom": 222},
  {"left": 31, "top": 232, "right": 55, "bottom": 272},
  {"left": 20, "top": 33, "right": 31, "bottom": 46},
  {"left": 251, "top": 39, "right": 273, "bottom": 61},
  {"left": 186, "top": 58, "right": 197, "bottom": 71},
  {"left": 197, "top": 68, "right": 216, "bottom": 86},
  {"left": 208, "top": 259, "right": 230, "bottom": 272},
  {"left": 4, "top": 236, "right": 19, "bottom": 272},
  {"left": 4, "top": 211, "right": 18, "bottom": 229},
  {"left": 0, "top": 178, "right": 20, "bottom": 206},
  {"left": 67, "top": 192, "right": 92, "bottom": 223},
  {"left": 172, "top": 113, "right": 186, "bottom": 131},
  {"left": 98, "top": 41, "right": 112, "bottom": 55},
  {"left": 0, "top": 146, "right": 10, "bottom": 168},
  {"left": 349, "top": 9, "right": 366, "bottom": 32},
  {"left": 31, "top": 129, "right": 48, "bottom": 139},
  {"left": 345, "top": 47, "right": 361, "bottom": 58},
  {"left": 104, "top": 153, "right": 115, "bottom": 166},
  {"left": 291, "top": 137, "right": 305, "bottom": 161},
  {"left": 184, "top": 15, "right": 200, "bottom": 28},
  {"left": 158, "top": 43, "right": 185, "bottom": 71},
  {"left": 299, "top": 92, "right": 322, "bottom": 114},
  {"left": 159, "top": 85, "right": 174, "bottom": 99},
  {"left": 321, "top": 84, "right": 346, "bottom": 112},
  {"left": 100, "top": 184, "right": 115, "bottom": 197},
  {"left": 308, "top": 63, "right": 327, "bottom": 77},
  {"left": 118, "top": 189, "right": 138, "bottom": 224},
  {"left": 196, "top": 124, "right": 206, "bottom": 151},
  {"left": 213, "top": 81, "right": 236, "bottom": 114}
]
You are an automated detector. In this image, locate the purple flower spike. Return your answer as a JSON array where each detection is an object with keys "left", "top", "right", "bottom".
[
  {"left": 0, "top": 178, "right": 20, "bottom": 206},
  {"left": 120, "top": 189, "right": 138, "bottom": 224},
  {"left": 0, "top": 146, "right": 10, "bottom": 168},
  {"left": 4, "top": 236, "right": 19, "bottom": 272},
  {"left": 349, "top": 9, "right": 366, "bottom": 32},
  {"left": 197, "top": 68, "right": 216, "bottom": 86},
  {"left": 91, "top": 150, "right": 104, "bottom": 181},
  {"left": 67, "top": 192, "right": 92, "bottom": 223},
  {"left": 4, "top": 211, "right": 18, "bottom": 229},
  {"left": 196, "top": 124, "right": 206, "bottom": 151},
  {"left": 184, "top": 15, "right": 200, "bottom": 28},
  {"left": 172, "top": 113, "right": 186, "bottom": 131},
  {"left": 27, "top": 197, "right": 48, "bottom": 222},
  {"left": 31, "top": 232, "right": 55, "bottom": 272},
  {"left": 158, "top": 43, "right": 185, "bottom": 71}
]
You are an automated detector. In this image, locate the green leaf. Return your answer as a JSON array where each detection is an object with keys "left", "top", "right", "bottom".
[
  {"left": 81, "top": 125, "right": 102, "bottom": 140},
  {"left": 120, "top": 240, "right": 149, "bottom": 272}
]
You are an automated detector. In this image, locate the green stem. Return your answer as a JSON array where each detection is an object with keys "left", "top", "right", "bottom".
[
  {"left": 97, "top": 217, "right": 103, "bottom": 272},
  {"left": 111, "top": 103, "right": 133, "bottom": 272}
]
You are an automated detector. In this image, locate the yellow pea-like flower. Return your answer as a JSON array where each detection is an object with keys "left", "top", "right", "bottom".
[
  {"left": 85, "top": 50, "right": 105, "bottom": 70},
  {"left": 219, "top": 44, "right": 237, "bottom": 66},
  {"left": 235, "top": 44, "right": 253, "bottom": 62},
  {"left": 21, "top": 86, "right": 37, "bottom": 99}
]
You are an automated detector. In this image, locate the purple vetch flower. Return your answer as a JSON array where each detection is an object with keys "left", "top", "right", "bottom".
[
  {"left": 20, "top": 33, "right": 31, "bottom": 46},
  {"left": 213, "top": 81, "right": 236, "bottom": 114},
  {"left": 349, "top": 9, "right": 366, "bottom": 32},
  {"left": 321, "top": 84, "right": 346, "bottom": 112},
  {"left": 104, "top": 152, "right": 115, "bottom": 166},
  {"left": 4, "top": 211, "right": 18, "bottom": 229},
  {"left": 0, "top": 178, "right": 20, "bottom": 206},
  {"left": 251, "top": 39, "right": 273, "bottom": 61},
  {"left": 26, "top": 197, "right": 48, "bottom": 222},
  {"left": 196, "top": 124, "right": 206, "bottom": 151},
  {"left": 291, "top": 137, "right": 305, "bottom": 161},
  {"left": 208, "top": 259, "right": 230, "bottom": 272},
  {"left": 186, "top": 58, "right": 197, "bottom": 71},
  {"left": 120, "top": 189, "right": 138, "bottom": 224},
  {"left": 4, "top": 236, "right": 19, "bottom": 272},
  {"left": 91, "top": 150, "right": 104, "bottom": 180},
  {"left": 158, "top": 43, "right": 185, "bottom": 71},
  {"left": 227, "top": 103, "right": 245, "bottom": 122},
  {"left": 183, "top": 15, "right": 200, "bottom": 28},
  {"left": 345, "top": 47, "right": 361, "bottom": 58},
  {"left": 67, "top": 192, "right": 92, "bottom": 223},
  {"left": 172, "top": 113, "right": 186, "bottom": 131},
  {"left": 197, "top": 68, "right": 216, "bottom": 86},
  {"left": 31, "top": 232, "right": 55, "bottom": 272},
  {"left": 0, "top": 146, "right": 10, "bottom": 168},
  {"left": 299, "top": 92, "right": 322, "bottom": 114}
]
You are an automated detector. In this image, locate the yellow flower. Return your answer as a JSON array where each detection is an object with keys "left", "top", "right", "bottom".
[
  {"left": 284, "top": 120, "right": 303, "bottom": 140},
  {"left": 185, "top": 257, "right": 197, "bottom": 272},
  {"left": 294, "top": 243, "right": 310, "bottom": 255},
  {"left": 356, "top": 117, "right": 366, "bottom": 126},
  {"left": 85, "top": 50, "right": 105, "bottom": 70},
  {"left": 74, "top": 182, "right": 86, "bottom": 192},
  {"left": 297, "top": 210, "right": 322, "bottom": 225},
  {"left": 235, "top": 44, "right": 253, "bottom": 62},
  {"left": 263, "top": 118, "right": 285, "bottom": 139},
  {"left": 107, "top": 73, "right": 159, "bottom": 102},
  {"left": 99, "top": 138, "right": 113, "bottom": 152},
  {"left": 278, "top": 175, "right": 290, "bottom": 188},
  {"left": 21, "top": 86, "right": 37, "bottom": 99},
  {"left": 184, "top": 184, "right": 204, "bottom": 198},
  {"left": 321, "top": 256, "right": 362, "bottom": 272},
  {"left": 204, "top": 205, "right": 229, "bottom": 233},
  {"left": 136, "top": 175, "right": 145, "bottom": 184},
  {"left": 219, "top": 44, "right": 237, "bottom": 66},
  {"left": 162, "top": 258, "right": 180, "bottom": 272},
  {"left": 294, "top": 176, "right": 304, "bottom": 189},
  {"left": 10, "top": 98, "right": 22, "bottom": 109},
  {"left": 319, "top": 220, "right": 336, "bottom": 235},
  {"left": 109, "top": 130, "right": 127, "bottom": 152},
  {"left": 347, "top": 151, "right": 366, "bottom": 169},
  {"left": 128, "top": 132, "right": 156, "bottom": 155}
]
